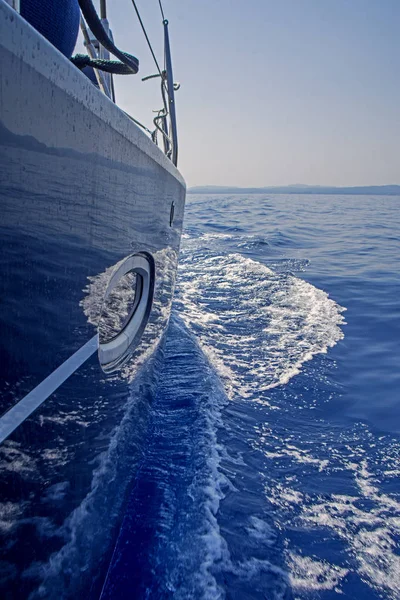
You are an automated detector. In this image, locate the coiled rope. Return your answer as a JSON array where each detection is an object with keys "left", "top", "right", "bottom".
[{"left": 71, "top": 0, "right": 139, "bottom": 74}]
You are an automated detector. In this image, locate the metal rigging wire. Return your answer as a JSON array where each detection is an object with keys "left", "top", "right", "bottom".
[
  {"left": 129, "top": 0, "right": 178, "bottom": 164},
  {"left": 158, "top": 0, "right": 166, "bottom": 73},
  {"left": 157, "top": 0, "right": 165, "bottom": 22},
  {"left": 130, "top": 0, "right": 164, "bottom": 80}
]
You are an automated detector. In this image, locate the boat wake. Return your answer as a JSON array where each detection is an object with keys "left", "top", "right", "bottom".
[
  {"left": 100, "top": 231, "right": 349, "bottom": 598},
  {"left": 152, "top": 230, "right": 399, "bottom": 600},
  {"left": 175, "top": 233, "right": 346, "bottom": 400}
]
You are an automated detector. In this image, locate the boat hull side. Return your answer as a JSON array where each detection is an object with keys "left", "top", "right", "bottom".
[
  {"left": 0, "top": 7, "right": 186, "bottom": 596},
  {"left": 0, "top": 2, "right": 186, "bottom": 414}
]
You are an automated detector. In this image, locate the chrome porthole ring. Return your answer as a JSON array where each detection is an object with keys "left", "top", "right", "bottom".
[{"left": 98, "top": 252, "right": 155, "bottom": 372}]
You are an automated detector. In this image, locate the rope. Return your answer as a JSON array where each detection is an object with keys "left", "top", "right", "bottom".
[
  {"left": 76, "top": 0, "right": 139, "bottom": 74},
  {"left": 72, "top": 54, "right": 136, "bottom": 75}
]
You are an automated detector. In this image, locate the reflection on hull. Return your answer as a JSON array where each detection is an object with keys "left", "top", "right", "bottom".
[{"left": 0, "top": 3, "right": 185, "bottom": 597}]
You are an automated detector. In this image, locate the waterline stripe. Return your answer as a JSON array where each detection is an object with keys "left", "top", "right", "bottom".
[{"left": 0, "top": 334, "right": 99, "bottom": 444}]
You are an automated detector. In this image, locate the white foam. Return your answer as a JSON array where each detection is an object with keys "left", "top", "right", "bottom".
[
  {"left": 81, "top": 247, "right": 179, "bottom": 382},
  {"left": 264, "top": 431, "right": 400, "bottom": 598},
  {"left": 252, "top": 416, "right": 400, "bottom": 599},
  {"left": 288, "top": 553, "right": 348, "bottom": 591},
  {"left": 300, "top": 488, "right": 400, "bottom": 598},
  {"left": 42, "top": 482, "right": 70, "bottom": 503},
  {"left": 0, "top": 440, "right": 37, "bottom": 477},
  {"left": 246, "top": 516, "right": 277, "bottom": 546},
  {"left": 269, "top": 484, "right": 304, "bottom": 509},
  {"left": 225, "top": 557, "right": 289, "bottom": 600},
  {"left": 175, "top": 252, "right": 346, "bottom": 400},
  {"left": 0, "top": 501, "right": 26, "bottom": 534}
]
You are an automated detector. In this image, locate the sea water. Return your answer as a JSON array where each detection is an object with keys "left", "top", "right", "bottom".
[
  {"left": 103, "top": 193, "right": 399, "bottom": 599},
  {"left": 2, "top": 193, "right": 399, "bottom": 599}
]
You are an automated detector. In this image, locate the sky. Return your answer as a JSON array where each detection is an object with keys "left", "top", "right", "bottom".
[{"left": 93, "top": 0, "right": 400, "bottom": 187}]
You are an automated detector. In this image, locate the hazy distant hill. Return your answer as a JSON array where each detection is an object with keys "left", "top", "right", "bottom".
[{"left": 189, "top": 185, "right": 400, "bottom": 195}]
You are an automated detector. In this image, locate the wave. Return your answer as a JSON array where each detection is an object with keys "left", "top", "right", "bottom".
[
  {"left": 175, "top": 247, "right": 346, "bottom": 401},
  {"left": 256, "top": 422, "right": 400, "bottom": 599},
  {"left": 168, "top": 231, "right": 400, "bottom": 598},
  {"left": 126, "top": 232, "right": 347, "bottom": 598},
  {"left": 100, "top": 316, "right": 291, "bottom": 600}
]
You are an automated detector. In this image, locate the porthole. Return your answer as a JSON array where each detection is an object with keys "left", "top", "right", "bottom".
[{"left": 98, "top": 253, "right": 154, "bottom": 372}]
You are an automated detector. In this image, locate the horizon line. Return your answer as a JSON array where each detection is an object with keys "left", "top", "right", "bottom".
[{"left": 189, "top": 183, "right": 400, "bottom": 189}]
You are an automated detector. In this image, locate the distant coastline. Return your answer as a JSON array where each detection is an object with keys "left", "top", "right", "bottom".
[{"left": 189, "top": 184, "right": 400, "bottom": 196}]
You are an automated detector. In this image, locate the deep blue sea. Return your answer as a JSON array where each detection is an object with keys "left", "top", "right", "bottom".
[
  {"left": 104, "top": 193, "right": 399, "bottom": 599},
  {"left": 2, "top": 193, "right": 399, "bottom": 600}
]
